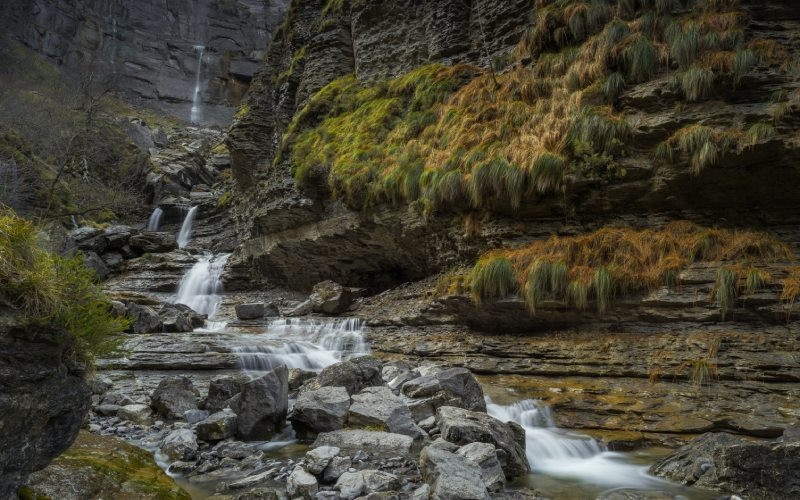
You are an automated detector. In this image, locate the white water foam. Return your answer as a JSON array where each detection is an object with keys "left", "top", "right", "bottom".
[
  {"left": 176, "top": 206, "right": 198, "bottom": 248},
  {"left": 173, "top": 253, "right": 229, "bottom": 317},
  {"left": 486, "top": 398, "right": 669, "bottom": 490}
]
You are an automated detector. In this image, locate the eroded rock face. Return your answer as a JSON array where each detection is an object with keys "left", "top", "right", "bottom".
[
  {"left": 0, "top": 309, "right": 91, "bottom": 498},
  {"left": 3, "top": 0, "right": 289, "bottom": 126},
  {"left": 650, "top": 432, "right": 800, "bottom": 498}
]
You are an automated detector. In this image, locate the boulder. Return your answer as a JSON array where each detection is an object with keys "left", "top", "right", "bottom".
[
  {"left": 118, "top": 404, "right": 152, "bottom": 425},
  {"left": 317, "top": 356, "right": 384, "bottom": 396},
  {"left": 88, "top": 376, "right": 112, "bottom": 395},
  {"left": 305, "top": 445, "right": 340, "bottom": 475},
  {"left": 183, "top": 409, "right": 209, "bottom": 424},
  {"left": 419, "top": 446, "right": 490, "bottom": 500},
  {"left": 103, "top": 225, "right": 134, "bottom": 249},
  {"left": 288, "top": 368, "right": 316, "bottom": 391},
  {"left": 203, "top": 373, "right": 248, "bottom": 413},
  {"left": 323, "top": 455, "right": 352, "bottom": 483},
  {"left": 126, "top": 303, "right": 162, "bottom": 334},
  {"left": 650, "top": 432, "right": 800, "bottom": 498},
  {"left": 348, "top": 386, "right": 426, "bottom": 441},
  {"left": 435, "top": 406, "right": 528, "bottom": 479},
  {"left": 101, "top": 252, "right": 124, "bottom": 269},
  {"left": 101, "top": 391, "right": 135, "bottom": 406},
  {"left": 151, "top": 376, "right": 200, "bottom": 419},
  {"left": 235, "top": 302, "right": 265, "bottom": 320},
  {"left": 290, "top": 386, "right": 350, "bottom": 437},
  {"left": 335, "top": 470, "right": 398, "bottom": 499},
  {"left": 264, "top": 301, "right": 280, "bottom": 317},
  {"left": 82, "top": 251, "right": 109, "bottom": 280},
  {"left": 457, "top": 442, "right": 505, "bottom": 492},
  {"left": 310, "top": 280, "right": 353, "bottom": 314},
  {"left": 286, "top": 299, "right": 313, "bottom": 317},
  {"left": 287, "top": 467, "right": 318, "bottom": 499},
  {"left": 196, "top": 410, "right": 238, "bottom": 441},
  {"left": 402, "top": 367, "right": 486, "bottom": 421},
  {"left": 314, "top": 430, "right": 415, "bottom": 457},
  {"left": 159, "top": 304, "right": 192, "bottom": 332},
  {"left": 234, "top": 365, "right": 289, "bottom": 440},
  {"left": 129, "top": 232, "right": 178, "bottom": 253},
  {"left": 94, "top": 404, "right": 120, "bottom": 416},
  {"left": 160, "top": 428, "right": 198, "bottom": 462}
]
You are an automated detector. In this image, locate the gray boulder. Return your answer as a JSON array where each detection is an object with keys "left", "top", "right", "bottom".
[
  {"left": 435, "top": 406, "right": 528, "bottom": 479},
  {"left": 457, "top": 442, "right": 505, "bottom": 492},
  {"left": 288, "top": 368, "right": 316, "bottom": 391},
  {"left": 335, "top": 470, "right": 398, "bottom": 500},
  {"left": 82, "top": 251, "right": 109, "bottom": 280},
  {"left": 160, "top": 428, "right": 198, "bottom": 462},
  {"left": 118, "top": 403, "right": 152, "bottom": 425},
  {"left": 286, "top": 299, "right": 313, "bottom": 317},
  {"left": 183, "top": 409, "right": 209, "bottom": 424},
  {"left": 314, "top": 430, "right": 415, "bottom": 457},
  {"left": 196, "top": 410, "right": 238, "bottom": 441},
  {"left": 103, "top": 225, "right": 134, "bottom": 249},
  {"left": 323, "top": 455, "right": 353, "bottom": 483},
  {"left": 126, "top": 303, "right": 162, "bottom": 334},
  {"left": 234, "top": 365, "right": 289, "bottom": 440},
  {"left": 348, "top": 386, "right": 426, "bottom": 441},
  {"left": 129, "top": 232, "right": 177, "bottom": 253},
  {"left": 420, "top": 446, "right": 490, "bottom": 500},
  {"left": 287, "top": 467, "right": 318, "bottom": 499},
  {"left": 305, "top": 445, "right": 340, "bottom": 475},
  {"left": 159, "top": 305, "right": 192, "bottom": 332},
  {"left": 290, "top": 386, "right": 350, "bottom": 437},
  {"left": 151, "top": 376, "right": 200, "bottom": 419},
  {"left": 235, "top": 302, "right": 265, "bottom": 320},
  {"left": 403, "top": 367, "right": 486, "bottom": 422},
  {"left": 203, "top": 373, "right": 248, "bottom": 413},
  {"left": 650, "top": 432, "right": 800, "bottom": 498},
  {"left": 310, "top": 280, "right": 353, "bottom": 314},
  {"left": 317, "top": 356, "right": 384, "bottom": 396}
]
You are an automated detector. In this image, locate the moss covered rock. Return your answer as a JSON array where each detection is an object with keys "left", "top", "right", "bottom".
[{"left": 23, "top": 431, "right": 190, "bottom": 500}]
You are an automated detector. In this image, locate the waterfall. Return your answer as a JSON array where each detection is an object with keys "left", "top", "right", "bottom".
[
  {"left": 232, "top": 318, "right": 369, "bottom": 372},
  {"left": 173, "top": 253, "right": 230, "bottom": 317},
  {"left": 71, "top": 215, "right": 79, "bottom": 229},
  {"left": 190, "top": 46, "right": 205, "bottom": 124},
  {"left": 176, "top": 206, "right": 198, "bottom": 248},
  {"left": 146, "top": 207, "right": 164, "bottom": 231},
  {"left": 486, "top": 398, "right": 667, "bottom": 489},
  {"left": 110, "top": 18, "right": 118, "bottom": 74}
]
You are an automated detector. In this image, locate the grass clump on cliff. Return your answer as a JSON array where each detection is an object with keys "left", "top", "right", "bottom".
[
  {"left": 454, "top": 221, "right": 792, "bottom": 315},
  {"left": 0, "top": 210, "right": 126, "bottom": 363}
]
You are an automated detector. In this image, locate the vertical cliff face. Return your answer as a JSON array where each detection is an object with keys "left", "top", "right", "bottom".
[
  {"left": 3, "top": 0, "right": 289, "bottom": 126},
  {"left": 0, "top": 309, "right": 91, "bottom": 498}
]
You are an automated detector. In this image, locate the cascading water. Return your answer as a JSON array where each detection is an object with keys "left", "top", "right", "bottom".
[
  {"left": 173, "top": 253, "right": 230, "bottom": 317},
  {"left": 233, "top": 318, "right": 369, "bottom": 372},
  {"left": 176, "top": 206, "right": 198, "bottom": 248},
  {"left": 146, "top": 207, "right": 164, "bottom": 231},
  {"left": 486, "top": 398, "right": 669, "bottom": 492},
  {"left": 190, "top": 45, "right": 205, "bottom": 124}
]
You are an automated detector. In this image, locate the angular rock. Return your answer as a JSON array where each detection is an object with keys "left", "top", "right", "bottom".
[
  {"left": 305, "top": 445, "right": 340, "bottom": 475},
  {"left": 234, "top": 365, "right": 289, "bottom": 440},
  {"left": 348, "top": 386, "right": 426, "bottom": 441},
  {"left": 650, "top": 432, "right": 800, "bottom": 498},
  {"left": 103, "top": 225, "right": 134, "bottom": 249},
  {"left": 126, "top": 303, "right": 162, "bottom": 334},
  {"left": 203, "top": 373, "right": 248, "bottom": 413},
  {"left": 236, "top": 302, "right": 265, "bottom": 320},
  {"left": 160, "top": 428, "right": 198, "bottom": 462},
  {"left": 435, "top": 406, "right": 528, "bottom": 479},
  {"left": 159, "top": 304, "right": 192, "bottom": 332},
  {"left": 82, "top": 251, "right": 109, "bottom": 280},
  {"left": 317, "top": 356, "right": 384, "bottom": 396},
  {"left": 183, "top": 409, "right": 209, "bottom": 424},
  {"left": 118, "top": 404, "right": 152, "bottom": 425},
  {"left": 419, "top": 446, "right": 490, "bottom": 500},
  {"left": 457, "top": 442, "right": 505, "bottom": 492},
  {"left": 196, "top": 410, "right": 238, "bottom": 442},
  {"left": 287, "top": 467, "right": 318, "bottom": 499},
  {"left": 94, "top": 404, "right": 120, "bottom": 416},
  {"left": 323, "top": 455, "right": 353, "bottom": 483},
  {"left": 402, "top": 368, "right": 486, "bottom": 422},
  {"left": 151, "top": 376, "right": 200, "bottom": 419},
  {"left": 310, "top": 281, "right": 353, "bottom": 315},
  {"left": 335, "top": 470, "right": 398, "bottom": 500},
  {"left": 286, "top": 299, "right": 313, "bottom": 317},
  {"left": 313, "top": 430, "right": 414, "bottom": 457},
  {"left": 290, "top": 386, "right": 350, "bottom": 437},
  {"left": 88, "top": 376, "right": 112, "bottom": 395},
  {"left": 129, "top": 232, "right": 178, "bottom": 253},
  {"left": 288, "top": 368, "right": 316, "bottom": 391}
]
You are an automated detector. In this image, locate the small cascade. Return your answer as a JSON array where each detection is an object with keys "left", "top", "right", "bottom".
[
  {"left": 232, "top": 318, "right": 369, "bottom": 372},
  {"left": 146, "top": 207, "right": 164, "bottom": 231},
  {"left": 190, "top": 45, "right": 205, "bottom": 124},
  {"left": 71, "top": 215, "right": 79, "bottom": 229},
  {"left": 173, "top": 253, "right": 230, "bottom": 317},
  {"left": 487, "top": 398, "right": 666, "bottom": 490},
  {"left": 176, "top": 206, "right": 198, "bottom": 248}
]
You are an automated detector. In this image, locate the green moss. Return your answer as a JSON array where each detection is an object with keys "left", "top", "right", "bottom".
[
  {"left": 0, "top": 211, "right": 126, "bottom": 363},
  {"left": 234, "top": 104, "right": 250, "bottom": 121}
]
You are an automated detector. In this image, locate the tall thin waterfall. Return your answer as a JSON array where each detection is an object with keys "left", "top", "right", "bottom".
[
  {"left": 176, "top": 206, "right": 198, "bottom": 248},
  {"left": 173, "top": 253, "right": 230, "bottom": 317},
  {"left": 110, "top": 18, "right": 118, "bottom": 74},
  {"left": 147, "top": 207, "right": 164, "bottom": 231},
  {"left": 190, "top": 46, "right": 205, "bottom": 124},
  {"left": 233, "top": 318, "right": 369, "bottom": 372},
  {"left": 486, "top": 398, "right": 666, "bottom": 489}
]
